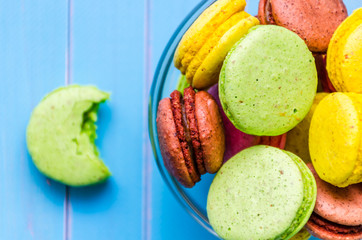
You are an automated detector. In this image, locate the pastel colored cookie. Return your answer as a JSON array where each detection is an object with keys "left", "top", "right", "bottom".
[
  {"left": 290, "top": 228, "right": 311, "bottom": 240},
  {"left": 219, "top": 25, "right": 317, "bottom": 136},
  {"left": 327, "top": 8, "right": 362, "bottom": 93},
  {"left": 174, "top": 0, "right": 259, "bottom": 89},
  {"left": 157, "top": 87, "right": 225, "bottom": 188},
  {"left": 309, "top": 92, "right": 362, "bottom": 187},
  {"left": 26, "top": 85, "right": 111, "bottom": 186},
  {"left": 207, "top": 146, "right": 316, "bottom": 240},
  {"left": 208, "top": 83, "right": 286, "bottom": 162},
  {"left": 306, "top": 163, "right": 362, "bottom": 240},
  {"left": 285, "top": 93, "right": 328, "bottom": 163},
  {"left": 258, "top": 0, "right": 347, "bottom": 52}
]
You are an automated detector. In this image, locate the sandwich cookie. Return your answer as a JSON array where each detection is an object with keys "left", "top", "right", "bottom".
[
  {"left": 157, "top": 87, "right": 225, "bottom": 187},
  {"left": 207, "top": 146, "right": 317, "bottom": 240},
  {"left": 219, "top": 25, "right": 317, "bottom": 136},
  {"left": 174, "top": 0, "right": 259, "bottom": 89},
  {"left": 306, "top": 163, "right": 362, "bottom": 240}
]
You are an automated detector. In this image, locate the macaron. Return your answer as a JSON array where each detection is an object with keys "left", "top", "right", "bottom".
[
  {"left": 291, "top": 228, "right": 311, "bottom": 240},
  {"left": 207, "top": 145, "right": 317, "bottom": 240},
  {"left": 258, "top": 0, "right": 347, "bottom": 52},
  {"left": 309, "top": 92, "right": 362, "bottom": 187},
  {"left": 285, "top": 93, "right": 328, "bottom": 163},
  {"left": 208, "top": 83, "right": 286, "bottom": 162},
  {"left": 26, "top": 85, "right": 111, "bottom": 186},
  {"left": 327, "top": 8, "right": 362, "bottom": 93},
  {"left": 156, "top": 86, "right": 225, "bottom": 188},
  {"left": 219, "top": 25, "right": 317, "bottom": 136},
  {"left": 174, "top": 0, "right": 259, "bottom": 89},
  {"left": 306, "top": 163, "right": 362, "bottom": 240},
  {"left": 313, "top": 54, "right": 336, "bottom": 93}
]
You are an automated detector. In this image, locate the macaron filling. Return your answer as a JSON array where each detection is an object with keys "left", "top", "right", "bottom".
[
  {"left": 259, "top": 0, "right": 275, "bottom": 24},
  {"left": 282, "top": 151, "right": 317, "bottom": 239},
  {"left": 183, "top": 87, "right": 206, "bottom": 174},
  {"left": 170, "top": 90, "right": 200, "bottom": 183},
  {"left": 309, "top": 213, "right": 362, "bottom": 236}
]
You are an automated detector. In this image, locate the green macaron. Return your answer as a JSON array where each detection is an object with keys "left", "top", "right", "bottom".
[
  {"left": 26, "top": 85, "right": 111, "bottom": 186},
  {"left": 219, "top": 25, "right": 317, "bottom": 136},
  {"left": 207, "top": 145, "right": 316, "bottom": 240}
]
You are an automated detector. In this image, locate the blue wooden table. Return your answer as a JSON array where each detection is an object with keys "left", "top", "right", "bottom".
[
  {"left": 0, "top": 0, "right": 359, "bottom": 239},
  {"left": 0, "top": 0, "right": 217, "bottom": 239}
]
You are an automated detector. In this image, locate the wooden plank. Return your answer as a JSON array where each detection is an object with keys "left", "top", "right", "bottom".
[
  {"left": 0, "top": 0, "right": 67, "bottom": 239},
  {"left": 68, "top": 1, "right": 145, "bottom": 239}
]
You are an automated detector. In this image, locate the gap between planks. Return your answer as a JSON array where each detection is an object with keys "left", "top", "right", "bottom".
[
  {"left": 142, "top": 0, "right": 153, "bottom": 239},
  {"left": 64, "top": 0, "right": 73, "bottom": 239}
]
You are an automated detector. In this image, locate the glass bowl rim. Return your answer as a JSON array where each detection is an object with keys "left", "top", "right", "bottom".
[{"left": 148, "top": 0, "right": 218, "bottom": 237}]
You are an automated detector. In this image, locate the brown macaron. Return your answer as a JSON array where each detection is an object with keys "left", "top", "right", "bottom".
[
  {"left": 306, "top": 163, "right": 362, "bottom": 240},
  {"left": 258, "top": 0, "right": 348, "bottom": 52},
  {"left": 156, "top": 86, "right": 225, "bottom": 188}
]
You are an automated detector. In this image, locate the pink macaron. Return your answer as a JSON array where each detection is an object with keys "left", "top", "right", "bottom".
[{"left": 306, "top": 163, "right": 362, "bottom": 240}]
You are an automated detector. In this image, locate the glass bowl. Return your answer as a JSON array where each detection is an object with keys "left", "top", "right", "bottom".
[{"left": 149, "top": 0, "right": 360, "bottom": 238}]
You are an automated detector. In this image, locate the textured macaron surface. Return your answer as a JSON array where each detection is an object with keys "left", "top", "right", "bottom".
[
  {"left": 308, "top": 163, "right": 362, "bottom": 226},
  {"left": 262, "top": 0, "right": 348, "bottom": 52},
  {"left": 309, "top": 92, "right": 362, "bottom": 187},
  {"left": 26, "top": 85, "right": 111, "bottom": 186},
  {"left": 207, "top": 145, "right": 316, "bottom": 240},
  {"left": 219, "top": 25, "right": 317, "bottom": 136},
  {"left": 327, "top": 8, "right": 362, "bottom": 93},
  {"left": 285, "top": 93, "right": 328, "bottom": 163}
]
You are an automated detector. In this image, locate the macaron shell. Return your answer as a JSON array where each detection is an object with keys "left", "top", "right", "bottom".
[
  {"left": 309, "top": 92, "right": 362, "bottom": 187},
  {"left": 174, "top": 0, "right": 246, "bottom": 71},
  {"left": 308, "top": 163, "right": 362, "bottom": 226},
  {"left": 191, "top": 14, "right": 259, "bottom": 89},
  {"left": 185, "top": 11, "right": 251, "bottom": 84},
  {"left": 26, "top": 85, "right": 111, "bottom": 186},
  {"left": 207, "top": 146, "right": 315, "bottom": 240},
  {"left": 327, "top": 8, "right": 362, "bottom": 93},
  {"left": 269, "top": 0, "right": 347, "bottom": 52},
  {"left": 306, "top": 215, "right": 362, "bottom": 240},
  {"left": 219, "top": 25, "right": 317, "bottom": 136},
  {"left": 285, "top": 93, "right": 328, "bottom": 163},
  {"left": 208, "top": 84, "right": 285, "bottom": 162},
  {"left": 156, "top": 98, "right": 195, "bottom": 188},
  {"left": 290, "top": 228, "right": 311, "bottom": 240},
  {"left": 195, "top": 91, "right": 225, "bottom": 173}
]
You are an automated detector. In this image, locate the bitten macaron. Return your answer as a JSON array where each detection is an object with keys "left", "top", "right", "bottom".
[
  {"left": 219, "top": 25, "right": 317, "bottom": 136},
  {"left": 309, "top": 92, "right": 362, "bottom": 187},
  {"left": 26, "top": 85, "right": 111, "bottom": 186},
  {"left": 156, "top": 87, "right": 225, "bottom": 188},
  {"left": 306, "top": 163, "right": 362, "bottom": 240},
  {"left": 258, "top": 0, "right": 347, "bottom": 52},
  {"left": 327, "top": 8, "right": 362, "bottom": 93},
  {"left": 207, "top": 145, "right": 316, "bottom": 240},
  {"left": 174, "top": 0, "right": 259, "bottom": 89}
]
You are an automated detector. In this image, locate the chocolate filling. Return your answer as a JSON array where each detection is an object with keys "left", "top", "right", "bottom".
[
  {"left": 264, "top": 0, "right": 276, "bottom": 24},
  {"left": 309, "top": 213, "right": 362, "bottom": 236},
  {"left": 170, "top": 90, "right": 200, "bottom": 184},
  {"left": 183, "top": 87, "right": 206, "bottom": 175}
]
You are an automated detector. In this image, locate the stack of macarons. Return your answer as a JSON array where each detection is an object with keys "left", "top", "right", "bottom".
[
  {"left": 156, "top": 0, "right": 362, "bottom": 239},
  {"left": 174, "top": 0, "right": 259, "bottom": 89}
]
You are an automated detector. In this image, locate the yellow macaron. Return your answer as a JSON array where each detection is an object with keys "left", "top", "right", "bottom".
[
  {"left": 174, "top": 0, "right": 259, "bottom": 89},
  {"left": 327, "top": 8, "right": 362, "bottom": 93},
  {"left": 309, "top": 92, "right": 362, "bottom": 187},
  {"left": 285, "top": 93, "right": 328, "bottom": 163}
]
